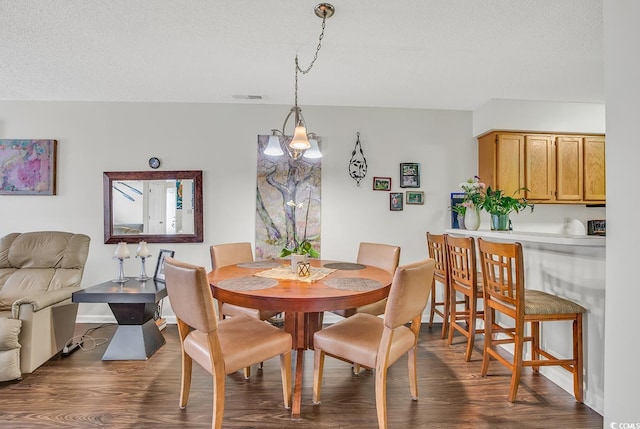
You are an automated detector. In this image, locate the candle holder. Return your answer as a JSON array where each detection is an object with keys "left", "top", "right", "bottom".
[
  {"left": 112, "top": 242, "right": 130, "bottom": 283},
  {"left": 112, "top": 256, "right": 129, "bottom": 283},
  {"left": 135, "top": 241, "right": 152, "bottom": 281},
  {"left": 136, "top": 255, "right": 151, "bottom": 281}
]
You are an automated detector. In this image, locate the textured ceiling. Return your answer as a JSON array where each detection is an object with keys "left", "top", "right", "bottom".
[{"left": 0, "top": 0, "right": 604, "bottom": 111}]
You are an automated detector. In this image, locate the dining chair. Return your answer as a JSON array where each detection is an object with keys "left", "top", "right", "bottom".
[
  {"left": 477, "top": 238, "right": 586, "bottom": 402},
  {"left": 444, "top": 234, "right": 484, "bottom": 361},
  {"left": 426, "top": 232, "right": 463, "bottom": 339},
  {"left": 330, "top": 242, "right": 400, "bottom": 318},
  {"left": 210, "top": 242, "right": 282, "bottom": 378},
  {"left": 210, "top": 242, "right": 280, "bottom": 321},
  {"left": 163, "top": 257, "right": 292, "bottom": 429},
  {"left": 312, "top": 259, "right": 436, "bottom": 429}
]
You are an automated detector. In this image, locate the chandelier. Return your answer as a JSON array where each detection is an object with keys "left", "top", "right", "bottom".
[{"left": 264, "top": 3, "right": 335, "bottom": 160}]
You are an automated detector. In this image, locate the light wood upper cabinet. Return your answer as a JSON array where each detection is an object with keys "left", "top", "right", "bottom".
[
  {"left": 478, "top": 131, "right": 605, "bottom": 204},
  {"left": 524, "top": 135, "right": 554, "bottom": 201},
  {"left": 478, "top": 133, "right": 525, "bottom": 198},
  {"left": 583, "top": 136, "right": 606, "bottom": 201},
  {"left": 555, "top": 136, "right": 583, "bottom": 201}
]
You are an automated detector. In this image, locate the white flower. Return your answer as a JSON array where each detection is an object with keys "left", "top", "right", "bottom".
[{"left": 286, "top": 200, "right": 303, "bottom": 209}]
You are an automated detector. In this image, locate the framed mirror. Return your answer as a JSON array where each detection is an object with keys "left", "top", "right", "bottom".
[{"left": 103, "top": 170, "right": 203, "bottom": 244}]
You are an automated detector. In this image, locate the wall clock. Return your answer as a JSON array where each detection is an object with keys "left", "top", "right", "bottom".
[{"left": 148, "top": 157, "right": 161, "bottom": 169}]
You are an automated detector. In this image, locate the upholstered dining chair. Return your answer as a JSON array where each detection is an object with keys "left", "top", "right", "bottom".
[
  {"left": 312, "top": 259, "right": 436, "bottom": 429},
  {"left": 477, "top": 238, "right": 586, "bottom": 402},
  {"left": 210, "top": 242, "right": 281, "bottom": 321},
  {"left": 210, "top": 242, "right": 282, "bottom": 378},
  {"left": 163, "top": 257, "right": 292, "bottom": 429},
  {"left": 330, "top": 242, "right": 400, "bottom": 318},
  {"left": 444, "top": 234, "right": 484, "bottom": 362}
]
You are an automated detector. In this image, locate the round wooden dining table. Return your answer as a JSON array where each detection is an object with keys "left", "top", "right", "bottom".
[{"left": 207, "top": 259, "right": 393, "bottom": 419}]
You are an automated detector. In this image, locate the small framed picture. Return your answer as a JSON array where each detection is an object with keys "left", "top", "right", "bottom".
[
  {"left": 373, "top": 176, "right": 392, "bottom": 191},
  {"left": 390, "top": 192, "right": 403, "bottom": 211},
  {"left": 399, "top": 162, "right": 420, "bottom": 188},
  {"left": 154, "top": 249, "right": 175, "bottom": 282},
  {"left": 406, "top": 191, "right": 424, "bottom": 205}
]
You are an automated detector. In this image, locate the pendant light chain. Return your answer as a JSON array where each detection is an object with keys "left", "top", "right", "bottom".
[{"left": 294, "top": 12, "right": 328, "bottom": 107}]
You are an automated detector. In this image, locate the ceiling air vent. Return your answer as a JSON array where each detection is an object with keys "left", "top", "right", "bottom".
[{"left": 232, "top": 94, "right": 263, "bottom": 100}]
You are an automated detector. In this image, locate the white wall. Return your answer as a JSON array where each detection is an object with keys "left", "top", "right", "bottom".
[
  {"left": 603, "top": 1, "right": 640, "bottom": 426},
  {"left": 473, "top": 98, "right": 606, "bottom": 137},
  {"left": 0, "top": 101, "right": 475, "bottom": 319}
]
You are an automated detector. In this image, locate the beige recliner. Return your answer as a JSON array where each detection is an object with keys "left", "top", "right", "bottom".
[{"left": 0, "top": 231, "right": 90, "bottom": 381}]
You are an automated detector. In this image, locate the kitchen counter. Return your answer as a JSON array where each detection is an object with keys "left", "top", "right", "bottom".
[
  {"left": 444, "top": 227, "right": 605, "bottom": 414},
  {"left": 444, "top": 228, "right": 605, "bottom": 247}
]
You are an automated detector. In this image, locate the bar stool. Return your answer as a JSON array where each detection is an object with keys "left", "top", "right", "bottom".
[
  {"left": 477, "top": 238, "right": 586, "bottom": 402},
  {"left": 444, "top": 234, "right": 484, "bottom": 362},
  {"left": 426, "top": 233, "right": 464, "bottom": 339}
]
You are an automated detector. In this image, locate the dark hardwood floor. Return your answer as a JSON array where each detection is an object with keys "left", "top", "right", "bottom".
[{"left": 0, "top": 323, "right": 602, "bottom": 428}]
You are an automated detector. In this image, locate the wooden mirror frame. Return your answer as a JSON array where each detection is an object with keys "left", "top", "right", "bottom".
[{"left": 103, "top": 170, "right": 203, "bottom": 244}]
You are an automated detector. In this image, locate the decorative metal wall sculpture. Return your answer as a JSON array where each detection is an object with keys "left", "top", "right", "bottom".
[{"left": 348, "top": 132, "right": 367, "bottom": 186}]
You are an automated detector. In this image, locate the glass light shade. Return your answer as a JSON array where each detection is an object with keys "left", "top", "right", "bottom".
[
  {"left": 264, "top": 135, "right": 284, "bottom": 156},
  {"left": 114, "top": 242, "right": 130, "bottom": 259},
  {"left": 303, "top": 137, "right": 322, "bottom": 159},
  {"left": 290, "top": 124, "right": 311, "bottom": 150},
  {"left": 136, "top": 241, "right": 151, "bottom": 257}
]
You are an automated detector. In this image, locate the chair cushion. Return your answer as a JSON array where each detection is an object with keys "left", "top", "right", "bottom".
[
  {"left": 524, "top": 290, "right": 587, "bottom": 315},
  {"left": 314, "top": 313, "right": 415, "bottom": 369},
  {"left": 183, "top": 315, "right": 291, "bottom": 375},
  {"left": 332, "top": 299, "right": 387, "bottom": 318},
  {"left": 221, "top": 303, "right": 280, "bottom": 321}
]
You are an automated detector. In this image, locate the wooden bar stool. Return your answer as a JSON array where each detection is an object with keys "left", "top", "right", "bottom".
[
  {"left": 444, "top": 234, "right": 484, "bottom": 361},
  {"left": 426, "top": 233, "right": 464, "bottom": 339},
  {"left": 477, "top": 238, "right": 586, "bottom": 402}
]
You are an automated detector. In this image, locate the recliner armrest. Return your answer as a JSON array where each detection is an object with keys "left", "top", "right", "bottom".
[{"left": 11, "top": 287, "right": 81, "bottom": 319}]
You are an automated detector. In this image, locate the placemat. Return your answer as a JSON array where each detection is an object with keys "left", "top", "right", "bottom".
[
  {"left": 236, "top": 261, "right": 282, "bottom": 269},
  {"left": 324, "top": 277, "right": 384, "bottom": 291},
  {"left": 254, "top": 266, "right": 336, "bottom": 283},
  {"left": 323, "top": 262, "right": 367, "bottom": 270},
  {"left": 216, "top": 277, "right": 279, "bottom": 291}
]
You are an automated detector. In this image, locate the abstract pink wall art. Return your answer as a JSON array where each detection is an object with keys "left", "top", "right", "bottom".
[{"left": 0, "top": 140, "right": 57, "bottom": 195}]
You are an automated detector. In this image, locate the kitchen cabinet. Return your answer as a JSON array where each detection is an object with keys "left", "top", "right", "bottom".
[{"left": 478, "top": 131, "right": 605, "bottom": 204}]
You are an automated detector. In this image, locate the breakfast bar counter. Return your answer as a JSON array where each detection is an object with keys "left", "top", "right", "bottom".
[{"left": 444, "top": 228, "right": 605, "bottom": 414}]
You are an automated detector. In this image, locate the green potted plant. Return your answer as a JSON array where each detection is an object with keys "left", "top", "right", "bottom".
[{"left": 479, "top": 187, "right": 534, "bottom": 230}]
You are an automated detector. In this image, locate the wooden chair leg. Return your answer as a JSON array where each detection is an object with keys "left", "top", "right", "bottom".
[
  {"left": 441, "top": 280, "right": 450, "bottom": 339},
  {"left": 408, "top": 346, "right": 418, "bottom": 400},
  {"left": 212, "top": 366, "right": 226, "bottom": 429},
  {"left": 243, "top": 366, "right": 251, "bottom": 379},
  {"left": 313, "top": 350, "right": 325, "bottom": 404},
  {"left": 481, "top": 306, "right": 493, "bottom": 377},
  {"left": 508, "top": 326, "right": 525, "bottom": 402},
  {"left": 531, "top": 321, "right": 540, "bottom": 373},
  {"left": 428, "top": 279, "right": 436, "bottom": 329},
  {"left": 574, "top": 314, "right": 584, "bottom": 403},
  {"left": 280, "top": 351, "right": 292, "bottom": 409},
  {"left": 447, "top": 290, "right": 457, "bottom": 346},
  {"left": 180, "top": 352, "right": 193, "bottom": 409},
  {"left": 465, "top": 294, "right": 477, "bottom": 362},
  {"left": 375, "top": 366, "right": 389, "bottom": 429}
]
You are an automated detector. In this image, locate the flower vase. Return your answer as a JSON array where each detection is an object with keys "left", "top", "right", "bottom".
[
  {"left": 291, "top": 254, "right": 308, "bottom": 273},
  {"left": 491, "top": 214, "right": 510, "bottom": 231},
  {"left": 457, "top": 213, "right": 466, "bottom": 229},
  {"left": 464, "top": 208, "right": 481, "bottom": 231}
]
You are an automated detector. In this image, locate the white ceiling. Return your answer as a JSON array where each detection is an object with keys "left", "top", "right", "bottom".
[{"left": 0, "top": 0, "right": 604, "bottom": 111}]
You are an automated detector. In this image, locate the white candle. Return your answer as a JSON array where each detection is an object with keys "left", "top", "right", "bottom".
[
  {"left": 114, "top": 242, "right": 130, "bottom": 259},
  {"left": 136, "top": 241, "right": 150, "bottom": 257}
]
